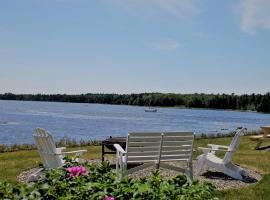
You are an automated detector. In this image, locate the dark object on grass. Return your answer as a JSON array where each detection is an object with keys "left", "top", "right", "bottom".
[{"left": 101, "top": 136, "right": 126, "bottom": 161}]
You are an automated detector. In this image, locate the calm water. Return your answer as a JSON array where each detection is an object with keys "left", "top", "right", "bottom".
[{"left": 0, "top": 100, "right": 270, "bottom": 145}]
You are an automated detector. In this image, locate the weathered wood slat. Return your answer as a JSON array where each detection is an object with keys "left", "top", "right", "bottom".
[
  {"left": 162, "top": 141, "right": 193, "bottom": 146},
  {"left": 128, "top": 150, "right": 191, "bottom": 156},
  {"left": 162, "top": 146, "right": 192, "bottom": 151},
  {"left": 128, "top": 146, "right": 160, "bottom": 152},
  {"left": 129, "top": 132, "right": 162, "bottom": 137},
  {"left": 129, "top": 141, "right": 193, "bottom": 147},
  {"left": 160, "top": 155, "right": 190, "bottom": 160},
  {"left": 128, "top": 151, "right": 160, "bottom": 156},
  {"left": 128, "top": 142, "right": 161, "bottom": 147},
  {"left": 128, "top": 145, "right": 192, "bottom": 152},
  {"left": 163, "top": 132, "right": 194, "bottom": 136},
  {"left": 163, "top": 136, "right": 194, "bottom": 141},
  {"left": 160, "top": 150, "right": 192, "bottom": 155},
  {"left": 129, "top": 137, "right": 161, "bottom": 142},
  {"left": 128, "top": 156, "right": 159, "bottom": 162}
]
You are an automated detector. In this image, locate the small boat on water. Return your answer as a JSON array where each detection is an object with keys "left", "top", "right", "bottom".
[
  {"left": 145, "top": 99, "right": 157, "bottom": 112},
  {"left": 144, "top": 107, "right": 157, "bottom": 112},
  {"left": 0, "top": 120, "right": 8, "bottom": 125}
]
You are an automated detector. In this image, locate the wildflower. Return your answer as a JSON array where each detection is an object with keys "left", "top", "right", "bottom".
[
  {"left": 66, "top": 166, "right": 88, "bottom": 177},
  {"left": 103, "top": 196, "right": 115, "bottom": 200}
]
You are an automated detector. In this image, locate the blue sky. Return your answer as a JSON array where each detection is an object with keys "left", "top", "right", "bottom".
[{"left": 0, "top": 0, "right": 270, "bottom": 94}]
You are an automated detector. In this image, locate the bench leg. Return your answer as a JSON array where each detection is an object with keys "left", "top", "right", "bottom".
[{"left": 101, "top": 144, "right": 104, "bottom": 161}]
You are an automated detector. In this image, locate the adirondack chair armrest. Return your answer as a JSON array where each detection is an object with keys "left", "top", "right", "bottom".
[
  {"left": 55, "top": 147, "right": 67, "bottom": 154},
  {"left": 207, "top": 144, "right": 230, "bottom": 150},
  {"left": 198, "top": 147, "right": 212, "bottom": 154},
  {"left": 114, "top": 144, "right": 126, "bottom": 154},
  {"left": 60, "top": 150, "right": 87, "bottom": 155},
  {"left": 199, "top": 147, "right": 232, "bottom": 154}
]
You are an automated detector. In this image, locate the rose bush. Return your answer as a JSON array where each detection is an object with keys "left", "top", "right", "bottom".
[{"left": 0, "top": 158, "right": 218, "bottom": 200}]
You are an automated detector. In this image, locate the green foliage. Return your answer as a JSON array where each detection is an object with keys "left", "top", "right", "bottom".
[
  {"left": 0, "top": 158, "right": 217, "bottom": 200},
  {"left": 1, "top": 92, "right": 270, "bottom": 113}
]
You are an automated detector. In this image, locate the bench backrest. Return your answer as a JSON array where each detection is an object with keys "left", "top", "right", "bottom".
[
  {"left": 34, "top": 128, "right": 63, "bottom": 168},
  {"left": 126, "top": 132, "right": 194, "bottom": 164},
  {"left": 126, "top": 132, "right": 162, "bottom": 163},
  {"left": 160, "top": 132, "right": 194, "bottom": 163}
]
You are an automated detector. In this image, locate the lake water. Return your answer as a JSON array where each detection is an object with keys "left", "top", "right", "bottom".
[{"left": 0, "top": 100, "right": 270, "bottom": 145}]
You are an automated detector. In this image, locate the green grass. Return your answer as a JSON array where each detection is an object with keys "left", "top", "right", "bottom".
[
  {"left": 216, "top": 174, "right": 270, "bottom": 200},
  {"left": 0, "top": 136, "right": 270, "bottom": 199},
  {"left": 0, "top": 146, "right": 102, "bottom": 183}
]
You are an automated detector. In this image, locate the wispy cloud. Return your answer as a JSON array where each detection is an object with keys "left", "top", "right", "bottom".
[
  {"left": 109, "top": 0, "right": 201, "bottom": 18},
  {"left": 158, "top": 0, "right": 200, "bottom": 18},
  {"left": 151, "top": 38, "right": 181, "bottom": 51},
  {"left": 237, "top": 0, "right": 270, "bottom": 34}
]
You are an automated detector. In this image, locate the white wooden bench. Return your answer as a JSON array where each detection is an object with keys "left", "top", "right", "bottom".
[{"left": 114, "top": 131, "right": 194, "bottom": 181}]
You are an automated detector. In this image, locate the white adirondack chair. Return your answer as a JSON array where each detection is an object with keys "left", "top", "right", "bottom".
[
  {"left": 34, "top": 128, "right": 87, "bottom": 169},
  {"left": 197, "top": 128, "right": 247, "bottom": 180},
  {"left": 114, "top": 131, "right": 194, "bottom": 181},
  {"left": 28, "top": 128, "right": 87, "bottom": 182}
]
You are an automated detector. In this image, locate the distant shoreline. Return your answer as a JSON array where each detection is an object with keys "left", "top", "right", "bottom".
[
  {"left": 0, "top": 91, "right": 269, "bottom": 115},
  {"left": 0, "top": 98, "right": 266, "bottom": 114},
  {"left": 161, "top": 105, "right": 259, "bottom": 113}
]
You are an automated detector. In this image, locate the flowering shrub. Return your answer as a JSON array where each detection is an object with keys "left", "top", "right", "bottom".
[
  {"left": 0, "top": 158, "right": 218, "bottom": 199},
  {"left": 66, "top": 166, "right": 88, "bottom": 178},
  {"left": 103, "top": 195, "right": 115, "bottom": 200}
]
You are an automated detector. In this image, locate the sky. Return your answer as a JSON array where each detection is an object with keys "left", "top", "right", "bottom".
[{"left": 0, "top": 0, "right": 270, "bottom": 95}]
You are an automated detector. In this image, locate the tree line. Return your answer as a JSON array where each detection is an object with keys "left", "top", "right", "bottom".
[{"left": 1, "top": 92, "right": 270, "bottom": 113}]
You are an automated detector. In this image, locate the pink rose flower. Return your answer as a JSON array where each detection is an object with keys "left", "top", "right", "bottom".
[
  {"left": 66, "top": 166, "right": 88, "bottom": 177},
  {"left": 103, "top": 196, "right": 115, "bottom": 200}
]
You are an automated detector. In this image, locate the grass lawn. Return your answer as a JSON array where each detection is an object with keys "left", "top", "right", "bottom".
[{"left": 0, "top": 136, "right": 270, "bottom": 200}]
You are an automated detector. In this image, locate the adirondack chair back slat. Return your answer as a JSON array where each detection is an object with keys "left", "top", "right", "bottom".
[
  {"left": 34, "top": 128, "right": 63, "bottom": 168},
  {"left": 223, "top": 129, "right": 245, "bottom": 164}
]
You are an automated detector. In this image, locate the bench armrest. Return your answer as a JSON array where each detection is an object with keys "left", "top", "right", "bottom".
[{"left": 114, "top": 144, "right": 126, "bottom": 154}]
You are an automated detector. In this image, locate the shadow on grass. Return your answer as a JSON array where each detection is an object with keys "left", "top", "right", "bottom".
[
  {"left": 202, "top": 171, "right": 258, "bottom": 183},
  {"left": 256, "top": 145, "right": 270, "bottom": 151}
]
